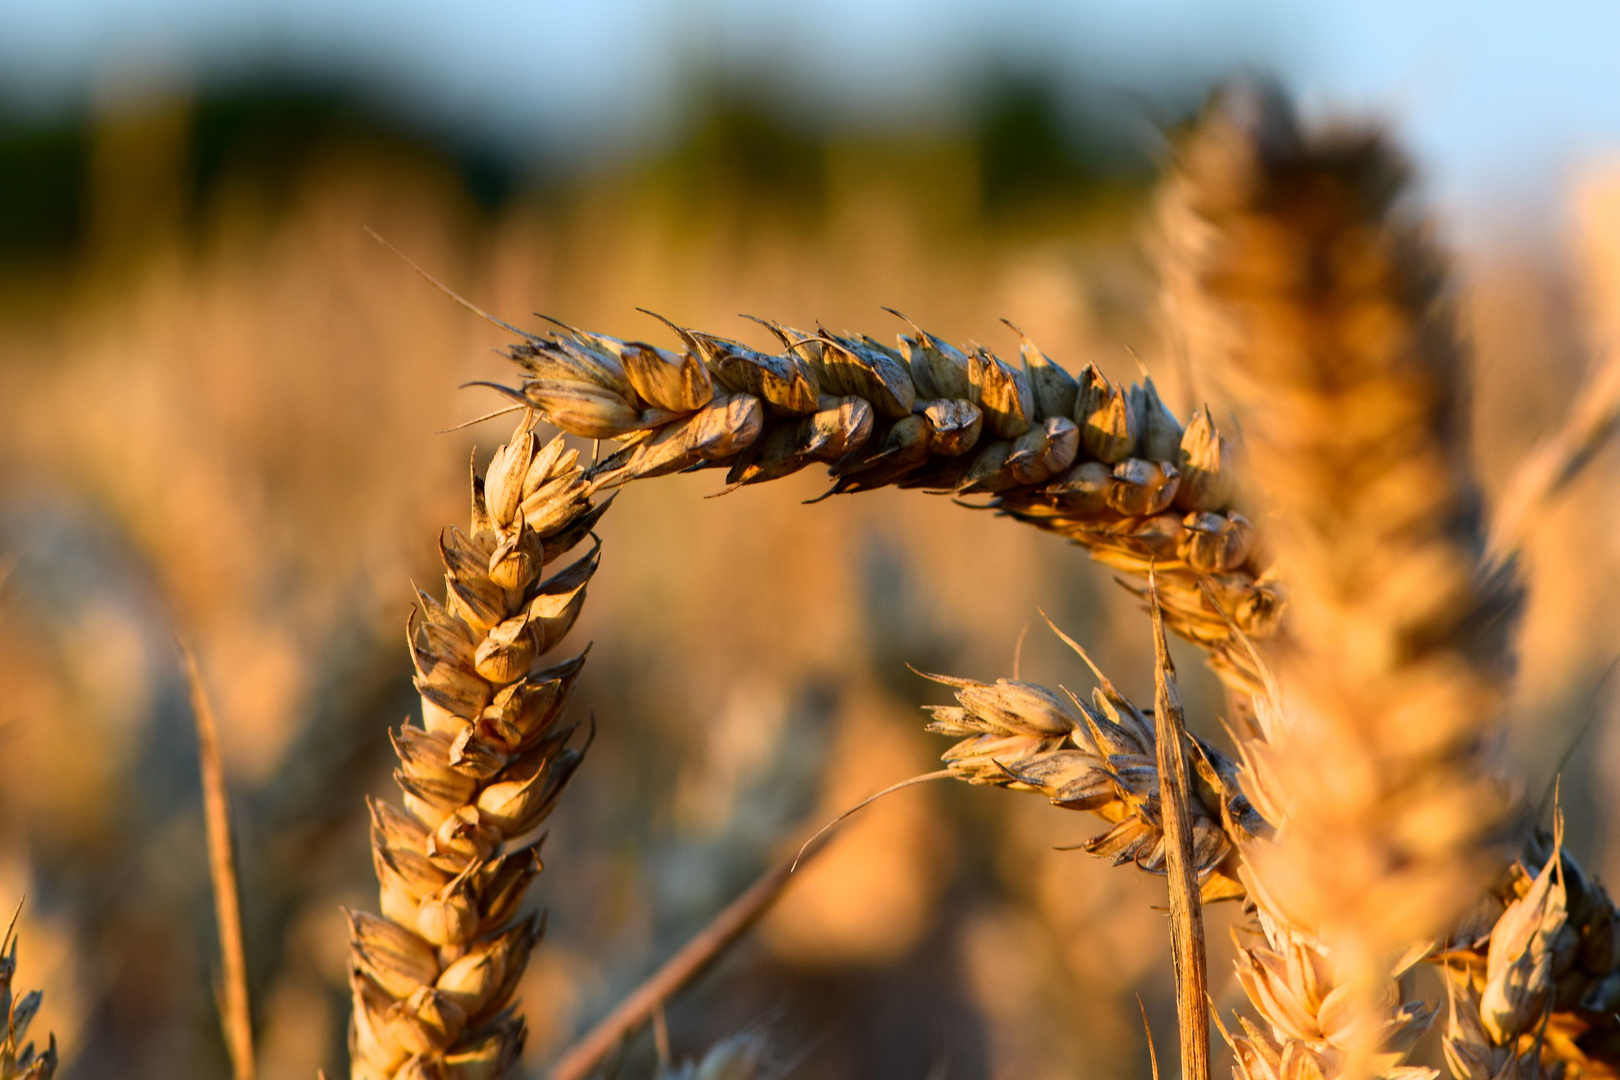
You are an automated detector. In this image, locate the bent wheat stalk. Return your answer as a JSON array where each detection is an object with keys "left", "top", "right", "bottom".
[
  {"left": 452, "top": 300, "right": 1281, "bottom": 697},
  {"left": 386, "top": 77, "right": 1620, "bottom": 1080},
  {"left": 348, "top": 414, "right": 608, "bottom": 1080}
]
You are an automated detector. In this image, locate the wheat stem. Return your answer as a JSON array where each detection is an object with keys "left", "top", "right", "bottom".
[{"left": 1150, "top": 571, "right": 1211, "bottom": 1080}]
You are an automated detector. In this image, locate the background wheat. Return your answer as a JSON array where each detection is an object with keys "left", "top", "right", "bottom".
[{"left": 0, "top": 918, "right": 57, "bottom": 1080}]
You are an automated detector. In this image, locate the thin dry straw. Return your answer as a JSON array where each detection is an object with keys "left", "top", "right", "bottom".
[
  {"left": 1488, "top": 345, "right": 1620, "bottom": 564},
  {"left": 1140, "top": 995, "right": 1162, "bottom": 1080},
  {"left": 791, "top": 770, "right": 954, "bottom": 871},
  {"left": 546, "top": 834, "right": 837, "bottom": 1080},
  {"left": 180, "top": 641, "right": 255, "bottom": 1080},
  {"left": 1149, "top": 569, "right": 1210, "bottom": 1080}
]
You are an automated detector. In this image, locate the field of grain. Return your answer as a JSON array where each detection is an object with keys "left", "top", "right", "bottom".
[{"left": 2, "top": 77, "right": 1619, "bottom": 1080}]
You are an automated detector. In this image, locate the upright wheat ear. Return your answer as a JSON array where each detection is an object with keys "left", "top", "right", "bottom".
[
  {"left": 348, "top": 415, "right": 607, "bottom": 1080},
  {"left": 1164, "top": 83, "right": 1520, "bottom": 1065}
]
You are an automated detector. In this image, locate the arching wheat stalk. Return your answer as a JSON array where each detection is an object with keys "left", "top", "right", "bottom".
[{"left": 469, "top": 304, "right": 1279, "bottom": 697}]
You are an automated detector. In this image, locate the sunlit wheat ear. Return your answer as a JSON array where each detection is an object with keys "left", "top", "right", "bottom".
[
  {"left": 444, "top": 297, "right": 1281, "bottom": 698},
  {"left": 1163, "top": 81, "right": 1520, "bottom": 1073},
  {"left": 1443, "top": 813, "right": 1570, "bottom": 1080},
  {"left": 347, "top": 413, "right": 608, "bottom": 1080},
  {"left": 915, "top": 622, "right": 1260, "bottom": 902},
  {"left": 0, "top": 904, "right": 58, "bottom": 1080}
]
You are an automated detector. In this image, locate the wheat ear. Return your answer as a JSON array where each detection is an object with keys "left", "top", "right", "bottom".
[
  {"left": 450, "top": 305, "right": 1281, "bottom": 698},
  {"left": 348, "top": 414, "right": 607, "bottom": 1080},
  {"left": 0, "top": 907, "right": 57, "bottom": 1080},
  {"left": 1163, "top": 82, "right": 1521, "bottom": 1072},
  {"left": 1428, "top": 820, "right": 1620, "bottom": 1080}
]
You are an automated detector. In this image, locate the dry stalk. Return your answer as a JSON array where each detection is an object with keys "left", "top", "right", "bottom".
[
  {"left": 1151, "top": 572, "right": 1212, "bottom": 1080},
  {"left": 181, "top": 643, "right": 256, "bottom": 1080},
  {"left": 0, "top": 908, "right": 56, "bottom": 1080},
  {"left": 1488, "top": 345, "right": 1620, "bottom": 565},
  {"left": 348, "top": 413, "right": 608, "bottom": 1080},
  {"left": 546, "top": 838, "right": 831, "bottom": 1080},
  {"left": 1162, "top": 83, "right": 1520, "bottom": 1076}
]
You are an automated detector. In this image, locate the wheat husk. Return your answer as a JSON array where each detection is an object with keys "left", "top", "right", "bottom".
[
  {"left": 1430, "top": 826, "right": 1620, "bottom": 1080},
  {"left": 348, "top": 414, "right": 606, "bottom": 1080}
]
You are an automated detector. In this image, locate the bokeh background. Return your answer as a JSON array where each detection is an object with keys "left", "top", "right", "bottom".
[{"left": 3, "top": 3, "right": 1620, "bottom": 1078}]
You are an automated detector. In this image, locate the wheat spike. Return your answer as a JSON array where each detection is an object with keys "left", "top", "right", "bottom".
[
  {"left": 483, "top": 310, "right": 1280, "bottom": 697},
  {"left": 0, "top": 911, "right": 57, "bottom": 1080},
  {"left": 1431, "top": 826, "right": 1620, "bottom": 1080},
  {"left": 918, "top": 658, "right": 1259, "bottom": 901},
  {"left": 1162, "top": 83, "right": 1521, "bottom": 1073},
  {"left": 348, "top": 413, "right": 608, "bottom": 1080}
]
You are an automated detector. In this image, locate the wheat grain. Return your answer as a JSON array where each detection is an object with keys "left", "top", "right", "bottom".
[
  {"left": 348, "top": 414, "right": 608, "bottom": 1080},
  {"left": 1433, "top": 825, "right": 1620, "bottom": 1080}
]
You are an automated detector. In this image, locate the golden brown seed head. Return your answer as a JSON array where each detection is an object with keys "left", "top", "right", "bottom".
[{"left": 622, "top": 340, "right": 715, "bottom": 413}]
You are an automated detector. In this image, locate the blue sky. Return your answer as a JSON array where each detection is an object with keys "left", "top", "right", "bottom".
[{"left": 2, "top": 0, "right": 1617, "bottom": 240}]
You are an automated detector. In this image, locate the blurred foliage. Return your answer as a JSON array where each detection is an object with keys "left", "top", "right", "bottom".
[
  {"left": 0, "top": 119, "right": 88, "bottom": 262},
  {"left": 0, "top": 65, "right": 1183, "bottom": 272},
  {"left": 0, "top": 80, "right": 522, "bottom": 272}
]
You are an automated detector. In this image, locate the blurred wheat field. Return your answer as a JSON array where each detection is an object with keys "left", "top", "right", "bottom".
[{"left": 2, "top": 81, "right": 1620, "bottom": 1080}]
